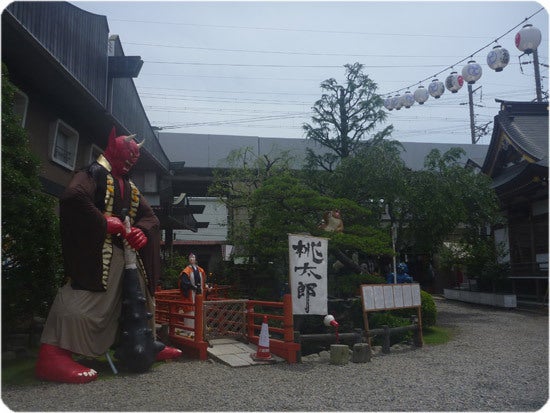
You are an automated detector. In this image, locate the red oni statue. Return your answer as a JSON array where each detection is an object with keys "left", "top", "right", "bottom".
[
  {"left": 35, "top": 127, "right": 181, "bottom": 384},
  {"left": 104, "top": 127, "right": 141, "bottom": 178},
  {"left": 102, "top": 128, "right": 147, "bottom": 248}
]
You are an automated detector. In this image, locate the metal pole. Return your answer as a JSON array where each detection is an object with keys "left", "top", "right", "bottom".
[
  {"left": 468, "top": 83, "right": 476, "bottom": 144},
  {"left": 533, "top": 49, "right": 542, "bottom": 102},
  {"left": 391, "top": 224, "right": 397, "bottom": 284}
]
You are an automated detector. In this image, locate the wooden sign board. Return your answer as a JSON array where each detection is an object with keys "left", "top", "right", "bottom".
[
  {"left": 361, "top": 283, "right": 422, "bottom": 311},
  {"left": 360, "top": 283, "right": 424, "bottom": 347}
]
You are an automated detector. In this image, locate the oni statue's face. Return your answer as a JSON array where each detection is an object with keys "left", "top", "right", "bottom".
[{"left": 103, "top": 128, "right": 143, "bottom": 177}]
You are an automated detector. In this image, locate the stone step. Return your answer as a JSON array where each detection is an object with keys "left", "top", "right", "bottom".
[{"left": 206, "top": 338, "right": 284, "bottom": 367}]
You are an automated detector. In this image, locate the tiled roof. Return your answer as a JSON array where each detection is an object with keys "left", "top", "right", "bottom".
[
  {"left": 495, "top": 113, "right": 548, "bottom": 161},
  {"left": 482, "top": 101, "right": 548, "bottom": 175}
]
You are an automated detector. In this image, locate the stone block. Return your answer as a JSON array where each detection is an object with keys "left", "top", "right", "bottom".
[
  {"left": 352, "top": 343, "right": 371, "bottom": 363},
  {"left": 330, "top": 344, "right": 349, "bottom": 365}
]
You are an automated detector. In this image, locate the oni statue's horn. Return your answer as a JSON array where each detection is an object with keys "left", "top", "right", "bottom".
[
  {"left": 137, "top": 139, "right": 145, "bottom": 148},
  {"left": 124, "top": 134, "right": 137, "bottom": 142}
]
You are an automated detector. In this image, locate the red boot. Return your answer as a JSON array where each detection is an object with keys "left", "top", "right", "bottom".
[
  {"left": 35, "top": 343, "right": 98, "bottom": 384},
  {"left": 156, "top": 346, "right": 182, "bottom": 361}
]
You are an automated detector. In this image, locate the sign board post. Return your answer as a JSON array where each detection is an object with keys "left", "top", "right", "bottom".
[{"left": 360, "top": 283, "right": 423, "bottom": 347}]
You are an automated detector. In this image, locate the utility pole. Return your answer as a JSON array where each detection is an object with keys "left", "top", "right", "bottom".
[
  {"left": 533, "top": 49, "right": 543, "bottom": 102},
  {"left": 467, "top": 84, "right": 482, "bottom": 144},
  {"left": 391, "top": 223, "right": 397, "bottom": 284}
]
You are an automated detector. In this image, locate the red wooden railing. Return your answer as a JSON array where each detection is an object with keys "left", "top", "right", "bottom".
[
  {"left": 155, "top": 288, "right": 300, "bottom": 363},
  {"left": 245, "top": 295, "right": 300, "bottom": 363}
]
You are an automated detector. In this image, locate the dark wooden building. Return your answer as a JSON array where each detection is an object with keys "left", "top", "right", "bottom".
[
  {"left": 2, "top": 2, "right": 202, "bottom": 277},
  {"left": 2, "top": 2, "right": 168, "bottom": 197},
  {"left": 481, "top": 100, "right": 548, "bottom": 303}
]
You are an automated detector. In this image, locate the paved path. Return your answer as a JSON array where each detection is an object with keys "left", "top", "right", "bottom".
[
  {"left": 2, "top": 297, "right": 548, "bottom": 411},
  {"left": 207, "top": 338, "right": 284, "bottom": 366}
]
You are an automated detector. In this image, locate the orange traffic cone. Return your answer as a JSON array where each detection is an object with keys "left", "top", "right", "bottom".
[{"left": 251, "top": 315, "right": 273, "bottom": 362}]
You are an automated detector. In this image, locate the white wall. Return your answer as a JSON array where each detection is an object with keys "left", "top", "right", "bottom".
[{"left": 174, "top": 197, "right": 228, "bottom": 242}]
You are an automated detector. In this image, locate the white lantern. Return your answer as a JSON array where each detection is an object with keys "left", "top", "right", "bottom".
[
  {"left": 414, "top": 85, "right": 429, "bottom": 104},
  {"left": 392, "top": 94, "right": 403, "bottom": 110},
  {"left": 515, "top": 24, "right": 541, "bottom": 54},
  {"left": 461, "top": 60, "right": 482, "bottom": 84},
  {"left": 428, "top": 79, "right": 445, "bottom": 99},
  {"left": 401, "top": 91, "right": 415, "bottom": 108},
  {"left": 487, "top": 45, "right": 510, "bottom": 72},
  {"left": 384, "top": 96, "right": 394, "bottom": 111},
  {"left": 445, "top": 71, "right": 464, "bottom": 93}
]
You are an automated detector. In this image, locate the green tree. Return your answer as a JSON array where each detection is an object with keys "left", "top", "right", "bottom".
[
  {"left": 209, "top": 147, "right": 392, "bottom": 284},
  {"left": 2, "top": 64, "right": 62, "bottom": 335},
  {"left": 328, "top": 143, "right": 501, "bottom": 264},
  {"left": 332, "top": 139, "right": 408, "bottom": 225},
  {"left": 303, "top": 62, "right": 393, "bottom": 171},
  {"left": 208, "top": 146, "right": 295, "bottom": 261},
  {"left": 247, "top": 173, "right": 391, "bottom": 281},
  {"left": 405, "top": 148, "right": 501, "bottom": 255}
]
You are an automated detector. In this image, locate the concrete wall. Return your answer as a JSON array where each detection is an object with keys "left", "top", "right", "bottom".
[{"left": 444, "top": 289, "right": 517, "bottom": 308}]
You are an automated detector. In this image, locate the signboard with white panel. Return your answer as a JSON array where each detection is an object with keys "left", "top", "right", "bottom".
[{"left": 360, "top": 283, "right": 424, "bottom": 346}]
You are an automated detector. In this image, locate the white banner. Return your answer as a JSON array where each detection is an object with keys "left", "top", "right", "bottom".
[{"left": 288, "top": 234, "right": 328, "bottom": 315}]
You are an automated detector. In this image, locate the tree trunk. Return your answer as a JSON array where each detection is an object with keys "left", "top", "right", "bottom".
[{"left": 334, "top": 248, "right": 362, "bottom": 273}]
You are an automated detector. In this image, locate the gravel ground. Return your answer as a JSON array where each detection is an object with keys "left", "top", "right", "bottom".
[{"left": 2, "top": 297, "right": 548, "bottom": 412}]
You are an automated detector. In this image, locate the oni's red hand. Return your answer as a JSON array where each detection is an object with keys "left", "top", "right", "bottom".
[
  {"left": 125, "top": 227, "right": 147, "bottom": 250},
  {"left": 105, "top": 216, "right": 125, "bottom": 236}
]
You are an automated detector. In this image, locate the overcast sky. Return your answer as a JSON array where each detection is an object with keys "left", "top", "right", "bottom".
[{"left": 76, "top": 1, "right": 548, "bottom": 145}]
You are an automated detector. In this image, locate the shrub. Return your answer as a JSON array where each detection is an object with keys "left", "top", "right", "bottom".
[
  {"left": 161, "top": 253, "right": 189, "bottom": 289},
  {"left": 2, "top": 64, "right": 62, "bottom": 335},
  {"left": 368, "top": 312, "right": 412, "bottom": 345},
  {"left": 420, "top": 290, "right": 437, "bottom": 327},
  {"left": 393, "top": 290, "right": 437, "bottom": 328},
  {"left": 330, "top": 272, "right": 385, "bottom": 298}
]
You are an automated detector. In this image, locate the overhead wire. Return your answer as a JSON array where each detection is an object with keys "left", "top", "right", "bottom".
[
  {"left": 110, "top": 18, "right": 491, "bottom": 39},
  {"left": 382, "top": 7, "right": 546, "bottom": 96},
  {"left": 110, "top": 9, "right": 547, "bottom": 137},
  {"left": 124, "top": 41, "right": 466, "bottom": 58},
  {"left": 144, "top": 61, "right": 463, "bottom": 69}
]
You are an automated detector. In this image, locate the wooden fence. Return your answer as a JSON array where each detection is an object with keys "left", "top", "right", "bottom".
[{"left": 155, "top": 289, "right": 300, "bottom": 363}]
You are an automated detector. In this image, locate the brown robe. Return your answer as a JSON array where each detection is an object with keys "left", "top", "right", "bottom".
[{"left": 59, "top": 163, "right": 160, "bottom": 295}]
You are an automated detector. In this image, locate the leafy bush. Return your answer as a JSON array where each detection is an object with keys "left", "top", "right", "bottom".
[
  {"left": 420, "top": 290, "right": 437, "bottom": 327},
  {"left": 330, "top": 272, "right": 385, "bottom": 298},
  {"left": 160, "top": 253, "right": 189, "bottom": 289},
  {"left": 394, "top": 290, "right": 437, "bottom": 328},
  {"left": 368, "top": 312, "right": 412, "bottom": 345},
  {"left": 2, "top": 64, "right": 62, "bottom": 335}
]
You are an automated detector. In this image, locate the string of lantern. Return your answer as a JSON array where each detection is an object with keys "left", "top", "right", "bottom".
[{"left": 382, "top": 7, "right": 545, "bottom": 111}]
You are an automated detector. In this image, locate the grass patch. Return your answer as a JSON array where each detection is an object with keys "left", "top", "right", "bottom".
[
  {"left": 422, "top": 326, "right": 453, "bottom": 345},
  {"left": 2, "top": 358, "right": 39, "bottom": 386},
  {"left": 1, "top": 350, "right": 166, "bottom": 386}
]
